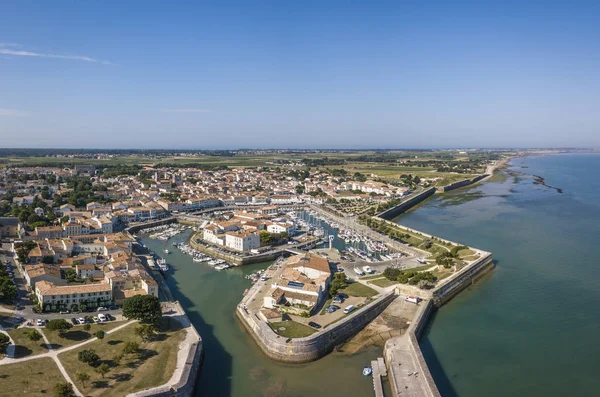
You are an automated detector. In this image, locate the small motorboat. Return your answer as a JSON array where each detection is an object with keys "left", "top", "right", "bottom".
[
  {"left": 164, "top": 249, "right": 170, "bottom": 254},
  {"left": 417, "top": 257, "right": 426, "bottom": 264},
  {"left": 362, "top": 366, "right": 372, "bottom": 376}
]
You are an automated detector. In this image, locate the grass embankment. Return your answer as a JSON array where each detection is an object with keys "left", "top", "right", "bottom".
[
  {"left": 269, "top": 321, "right": 316, "bottom": 338},
  {"left": 45, "top": 321, "right": 126, "bottom": 349},
  {"left": 360, "top": 274, "right": 383, "bottom": 281},
  {"left": 369, "top": 278, "right": 398, "bottom": 288},
  {"left": 58, "top": 318, "right": 185, "bottom": 397},
  {"left": 0, "top": 357, "right": 66, "bottom": 397},
  {"left": 6, "top": 328, "right": 50, "bottom": 358},
  {"left": 339, "top": 282, "right": 378, "bottom": 297}
]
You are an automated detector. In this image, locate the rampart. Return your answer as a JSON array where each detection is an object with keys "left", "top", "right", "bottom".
[
  {"left": 237, "top": 290, "right": 396, "bottom": 363},
  {"left": 441, "top": 174, "right": 488, "bottom": 192},
  {"left": 377, "top": 187, "right": 437, "bottom": 220}
]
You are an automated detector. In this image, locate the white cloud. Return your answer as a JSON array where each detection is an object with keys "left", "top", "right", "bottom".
[
  {"left": 0, "top": 43, "right": 114, "bottom": 65},
  {"left": 0, "top": 108, "right": 30, "bottom": 117},
  {"left": 160, "top": 108, "right": 213, "bottom": 113}
]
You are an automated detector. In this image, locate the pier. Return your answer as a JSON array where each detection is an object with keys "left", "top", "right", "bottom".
[{"left": 371, "top": 357, "right": 387, "bottom": 397}]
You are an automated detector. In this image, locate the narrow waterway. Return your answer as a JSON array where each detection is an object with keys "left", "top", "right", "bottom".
[
  {"left": 140, "top": 231, "right": 384, "bottom": 397},
  {"left": 394, "top": 154, "right": 600, "bottom": 397}
]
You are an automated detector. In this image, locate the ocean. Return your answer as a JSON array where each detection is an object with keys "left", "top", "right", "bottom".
[{"left": 395, "top": 153, "right": 600, "bottom": 397}]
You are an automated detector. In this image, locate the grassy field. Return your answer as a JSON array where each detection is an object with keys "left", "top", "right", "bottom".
[
  {"left": 369, "top": 278, "right": 398, "bottom": 288},
  {"left": 45, "top": 321, "right": 126, "bottom": 349},
  {"left": 340, "top": 282, "right": 378, "bottom": 297},
  {"left": 269, "top": 320, "right": 316, "bottom": 338},
  {"left": 0, "top": 357, "right": 66, "bottom": 397},
  {"left": 58, "top": 318, "right": 185, "bottom": 396},
  {"left": 6, "top": 328, "right": 51, "bottom": 358},
  {"left": 360, "top": 274, "right": 384, "bottom": 280}
]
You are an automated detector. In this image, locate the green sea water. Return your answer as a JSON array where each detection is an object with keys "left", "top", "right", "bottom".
[{"left": 395, "top": 154, "right": 600, "bottom": 397}]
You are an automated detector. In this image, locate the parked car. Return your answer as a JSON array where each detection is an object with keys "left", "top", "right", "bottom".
[
  {"left": 59, "top": 310, "right": 69, "bottom": 314},
  {"left": 98, "top": 313, "right": 107, "bottom": 322},
  {"left": 308, "top": 321, "right": 322, "bottom": 329},
  {"left": 343, "top": 305, "right": 356, "bottom": 314},
  {"left": 325, "top": 305, "right": 340, "bottom": 313},
  {"left": 92, "top": 316, "right": 99, "bottom": 323},
  {"left": 36, "top": 319, "right": 44, "bottom": 326},
  {"left": 70, "top": 318, "right": 78, "bottom": 325},
  {"left": 97, "top": 306, "right": 107, "bottom": 311},
  {"left": 105, "top": 314, "right": 115, "bottom": 321},
  {"left": 78, "top": 317, "right": 85, "bottom": 324}
]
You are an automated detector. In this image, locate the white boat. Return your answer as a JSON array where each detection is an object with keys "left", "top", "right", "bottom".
[
  {"left": 362, "top": 366, "right": 372, "bottom": 376},
  {"left": 215, "top": 264, "right": 230, "bottom": 270},
  {"left": 164, "top": 249, "right": 170, "bottom": 254}
]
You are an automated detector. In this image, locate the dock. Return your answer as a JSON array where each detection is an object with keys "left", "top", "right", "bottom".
[{"left": 371, "top": 357, "right": 387, "bottom": 397}]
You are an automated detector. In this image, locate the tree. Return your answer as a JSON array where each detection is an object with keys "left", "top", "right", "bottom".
[
  {"left": 122, "top": 295, "right": 162, "bottom": 325},
  {"left": 122, "top": 341, "right": 140, "bottom": 355},
  {"left": 95, "top": 362, "right": 110, "bottom": 378},
  {"left": 83, "top": 323, "right": 91, "bottom": 331},
  {"left": 53, "top": 382, "right": 76, "bottom": 397},
  {"left": 25, "top": 329, "right": 42, "bottom": 341},
  {"left": 94, "top": 330, "right": 105, "bottom": 341},
  {"left": 75, "top": 371, "right": 90, "bottom": 388},
  {"left": 78, "top": 349, "right": 101, "bottom": 367},
  {"left": 46, "top": 319, "right": 73, "bottom": 337},
  {"left": 134, "top": 323, "right": 156, "bottom": 343},
  {"left": 329, "top": 273, "right": 348, "bottom": 297},
  {"left": 0, "top": 333, "right": 10, "bottom": 350},
  {"left": 383, "top": 267, "right": 401, "bottom": 281},
  {"left": 64, "top": 268, "right": 77, "bottom": 282}
]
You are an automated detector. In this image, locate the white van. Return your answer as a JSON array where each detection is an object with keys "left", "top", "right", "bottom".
[
  {"left": 343, "top": 305, "right": 355, "bottom": 314},
  {"left": 98, "top": 313, "right": 107, "bottom": 322}
]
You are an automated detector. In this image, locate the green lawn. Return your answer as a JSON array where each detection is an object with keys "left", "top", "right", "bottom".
[
  {"left": 7, "top": 328, "right": 51, "bottom": 358},
  {"left": 45, "top": 321, "right": 126, "bottom": 349},
  {"left": 58, "top": 317, "right": 185, "bottom": 397},
  {"left": 269, "top": 320, "right": 317, "bottom": 338},
  {"left": 360, "top": 274, "right": 383, "bottom": 280},
  {"left": 0, "top": 357, "right": 66, "bottom": 397},
  {"left": 340, "top": 282, "right": 378, "bottom": 297},
  {"left": 370, "top": 278, "right": 398, "bottom": 288}
]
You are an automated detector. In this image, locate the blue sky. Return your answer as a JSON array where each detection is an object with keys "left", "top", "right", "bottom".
[{"left": 1, "top": 1, "right": 599, "bottom": 149}]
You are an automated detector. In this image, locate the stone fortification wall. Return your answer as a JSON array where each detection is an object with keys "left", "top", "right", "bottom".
[
  {"left": 432, "top": 252, "right": 494, "bottom": 306},
  {"left": 377, "top": 187, "right": 437, "bottom": 220},
  {"left": 385, "top": 300, "right": 441, "bottom": 397},
  {"left": 441, "top": 174, "right": 488, "bottom": 192},
  {"left": 237, "top": 291, "right": 396, "bottom": 363}
]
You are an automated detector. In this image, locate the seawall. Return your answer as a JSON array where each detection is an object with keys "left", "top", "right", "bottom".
[
  {"left": 378, "top": 187, "right": 437, "bottom": 220},
  {"left": 237, "top": 290, "right": 397, "bottom": 363},
  {"left": 384, "top": 252, "right": 494, "bottom": 396},
  {"left": 441, "top": 174, "right": 488, "bottom": 192}
]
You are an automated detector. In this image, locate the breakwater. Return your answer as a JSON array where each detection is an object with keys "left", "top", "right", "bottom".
[
  {"left": 441, "top": 174, "right": 488, "bottom": 192},
  {"left": 377, "top": 187, "right": 437, "bottom": 220},
  {"left": 384, "top": 300, "right": 440, "bottom": 397},
  {"left": 237, "top": 290, "right": 396, "bottom": 363}
]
